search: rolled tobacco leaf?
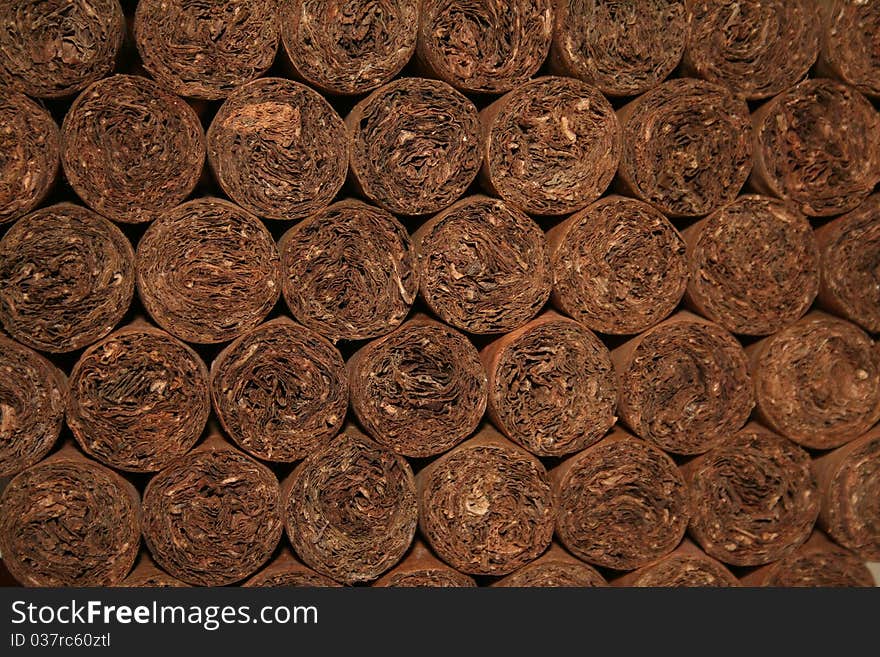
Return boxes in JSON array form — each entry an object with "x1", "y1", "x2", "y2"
[
  {"x1": 551, "y1": 428, "x2": 689, "y2": 570},
  {"x1": 549, "y1": 0, "x2": 687, "y2": 97},
  {"x1": 547, "y1": 195, "x2": 687, "y2": 335},
  {"x1": 750, "y1": 78, "x2": 880, "y2": 217},
  {"x1": 373, "y1": 540, "x2": 476, "y2": 588},
  {"x1": 136, "y1": 197, "x2": 281, "y2": 344},
  {"x1": 0, "y1": 444, "x2": 140, "y2": 587},
  {"x1": 134, "y1": 0, "x2": 279, "y2": 100},
  {"x1": 418, "y1": 426, "x2": 554, "y2": 576},
  {"x1": 682, "y1": 423, "x2": 819, "y2": 567},
  {"x1": 66, "y1": 321, "x2": 210, "y2": 473},
  {"x1": 347, "y1": 315, "x2": 487, "y2": 458},
  {"x1": 243, "y1": 549, "x2": 340, "y2": 588},
  {"x1": 683, "y1": 194, "x2": 819, "y2": 336},
  {"x1": 0, "y1": 0, "x2": 124, "y2": 99},
  {"x1": 817, "y1": 0, "x2": 880, "y2": 99},
  {"x1": 493, "y1": 543, "x2": 606, "y2": 588},
  {"x1": 0, "y1": 203, "x2": 135, "y2": 353},
  {"x1": 346, "y1": 77, "x2": 481, "y2": 216},
  {"x1": 61, "y1": 74, "x2": 205, "y2": 225},
  {"x1": 0, "y1": 90, "x2": 59, "y2": 225},
  {"x1": 612, "y1": 312, "x2": 753, "y2": 456},
  {"x1": 142, "y1": 434, "x2": 283, "y2": 586},
  {"x1": 207, "y1": 78, "x2": 347, "y2": 222},
  {"x1": 413, "y1": 195, "x2": 551, "y2": 335},
  {"x1": 416, "y1": 0, "x2": 552, "y2": 94},
  {"x1": 480, "y1": 311, "x2": 616, "y2": 457},
  {"x1": 814, "y1": 194, "x2": 880, "y2": 334},
  {"x1": 120, "y1": 553, "x2": 189, "y2": 588},
  {"x1": 749, "y1": 312, "x2": 880, "y2": 451},
  {"x1": 0, "y1": 333, "x2": 66, "y2": 479},
  {"x1": 617, "y1": 78, "x2": 752, "y2": 218},
  {"x1": 282, "y1": 428, "x2": 418, "y2": 584},
  {"x1": 210, "y1": 317, "x2": 348, "y2": 463},
  {"x1": 480, "y1": 76, "x2": 620, "y2": 217},
  {"x1": 279, "y1": 199, "x2": 418, "y2": 343},
  {"x1": 613, "y1": 540, "x2": 739, "y2": 587},
  {"x1": 280, "y1": 0, "x2": 418, "y2": 95}
]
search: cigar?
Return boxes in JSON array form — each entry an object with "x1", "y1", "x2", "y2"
[
  {"x1": 347, "y1": 315, "x2": 487, "y2": 458},
  {"x1": 493, "y1": 543, "x2": 606, "y2": 588},
  {"x1": 243, "y1": 549, "x2": 341, "y2": 588},
  {"x1": 613, "y1": 540, "x2": 739, "y2": 588},
  {"x1": 480, "y1": 311, "x2": 617, "y2": 457},
  {"x1": 551, "y1": 428, "x2": 690, "y2": 571},
  {"x1": 346, "y1": 77, "x2": 482, "y2": 216},
  {"x1": 120, "y1": 553, "x2": 189, "y2": 588},
  {"x1": 207, "y1": 77, "x2": 348, "y2": 222},
  {"x1": 417, "y1": 426, "x2": 555, "y2": 576},
  {"x1": 413, "y1": 195, "x2": 551, "y2": 335},
  {"x1": 682, "y1": 423, "x2": 820, "y2": 567},
  {"x1": 278, "y1": 199, "x2": 418, "y2": 343},
  {"x1": 0, "y1": 444, "x2": 140, "y2": 586},
  {"x1": 280, "y1": 0, "x2": 418, "y2": 95},
  {"x1": 812, "y1": 426, "x2": 880, "y2": 561},
  {"x1": 749, "y1": 312, "x2": 880, "y2": 450},
  {"x1": 0, "y1": 203, "x2": 135, "y2": 353},
  {"x1": 816, "y1": 0, "x2": 880, "y2": 99},
  {"x1": 617, "y1": 78, "x2": 752, "y2": 219},
  {"x1": 683, "y1": 194, "x2": 819, "y2": 336},
  {"x1": 547, "y1": 195, "x2": 687, "y2": 335},
  {"x1": 549, "y1": 0, "x2": 688, "y2": 97},
  {"x1": 416, "y1": 0, "x2": 552, "y2": 94},
  {"x1": 0, "y1": 90, "x2": 59, "y2": 225},
  {"x1": 210, "y1": 317, "x2": 348, "y2": 463},
  {"x1": 66, "y1": 321, "x2": 210, "y2": 473},
  {"x1": 134, "y1": 0, "x2": 280, "y2": 100},
  {"x1": 142, "y1": 434, "x2": 283, "y2": 586},
  {"x1": 682, "y1": 0, "x2": 819, "y2": 100},
  {"x1": 60, "y1": 74, "x2": 205, "y2": 225},
  {"x1": 373, "y1": 540, "x2": 476, "y2": 588},
  {"x1": 749, "y1": 78, "x2": 880, "y2": 217},
  {"x1": 612, "y1": 312, "x2": 754, "y2": 456},
  {"x1": 136, "y1": 197, "x2": 281, "y2": 344},
  {"x1": 479, "y1": 76, "x2": 620, "y2": 217},
  {"x1": 282, "y1": 427, "x2": 418, "y2": 585},
  {"x1": 814, "y1": 194, "x2": 880, "y2": 334},
  {"x1": 0, "y1": 0, "x2": 124, "y2": 98}
]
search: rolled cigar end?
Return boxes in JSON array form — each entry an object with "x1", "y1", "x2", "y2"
[
  {"x1": 480, "y1": 77, "x2": 620, "y2": 216},
  {"x1": 134, "y1": 0, "x2": 279, "y2": 100},
  {"x1": 66, "y1": 323, "x2": 210, "y2": 473},
  {"x1": 750, "y1": 313, "x2": 880, "y2": 450},
  {"x1": 417, "y1": 427, "x2": 555, "y2": 576},
  {"x1": 0, "y1": 203, "x2": 135, "y2": 353},
  {"x1": 373, "y1": 541, "x2": 477, "y2": 588},
  {"x1": 347, "y1": 78, "x2": 481, "y2": 216},
  {"x1": 417, "y1": 0, "x2": 552, "y2": 94},
  {"x1": 613, "y1": 313, "x2": 753, "y2": 455},
  {"x1": 414, "y1": 196, "x2": 551, "y2": 335},
  {"x1": 207, "y1": 78, "x2": 347, "y2": 222},
  {"x1": 548, "y1": 195, "x2": 687, "y2": 335},
  {"x1": 0, "y1": 334, "x2": 66, "y2": 479},
  {"x1": 614, "y1": 540, "x2": 739, "y2": 587},
  {"x1": 617, "y1": 78, "x2": 752, "y2": 218},
  {"x1": 142, "y1": 436, "x2": 283, "y2": 586},
  {"x1": 61, "y1": 75, "x2": 205, "y2": 225},
  {"x1": 0, "y1": 91, "x2": 59, "y2": 225},
  {"x1": 136, "y1": 198, "x2": 281, "y2": 344},
  {"x1": 550, "y1": 0, "x2": 687, "y2": 97},
  {"x1": 243, "y1": 549, "x2": 341, "y2": 588},
  {"x1": 0, "y1": 0, "x2": 124, "y2": 98},
  {"x1": 683, "y1": 195, "x2": 819, "y2": 336},
  {"x1": 281, "y1": 0, "x2": 418, "y2": 95},
  {"x1": 817, "y1": 1, "x2": 880, "y2": 99},
  {"x1": 683, "y1": 0, "x2": 819, "y2": 100},
  {"x1": 348, "y1": 316, "x2": 487, "y2": 458},
  {"x1": 683, "y1": 424, "x2": 819, "y2": 567},
  {"x1": 283, "y1": 428, "x2": 418, "y2": 584},
  {"x1": 813, "y1": 427, "x2": 880, "y2": 561},
  {"x1": 211, "y1": 318, "x2": 348, "y2": 463},
  {"x1": 815, "y1": 194, "x2": 880, "y2": 333},
  {"x1": 279, "y1": 200, "x2": 417, "y2": 342},
  {"x1": 493, "y1": 544, "x2": 606, "y2": 588},
  {"x1": 0, "y1": 445, "x2": 140, "y2": 586},
  {"x1": 750, "y1": 78, "x2": 880, "y2": 217},
  {"x1": 481, "y1": 311, "x2": 616, "y2": 457},
  {"x1": 121, "y1": 553, "x2": 189, "y2": 588}
]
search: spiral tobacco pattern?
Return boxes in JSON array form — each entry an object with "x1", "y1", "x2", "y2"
[
  {"x1": 493, "y1": 544, "x2": 606, "y2": 588},
  {"x1": 373, "y1": 541, "x2": 476, "y2": 588},
  {"x1": 817, "y1": 0, "x2": 880, "y2": 99}
]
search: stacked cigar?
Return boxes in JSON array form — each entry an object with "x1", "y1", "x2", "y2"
[{"x1": 1, "y1": 0, "x2": 879, "y2": 588}]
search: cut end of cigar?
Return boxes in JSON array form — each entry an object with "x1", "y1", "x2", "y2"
[
  {"x1": 120, "y1": 553, "x2": 189, "y2": 588},
  {"x1": 243, "y1": 550, "x2": 341, "y2": 588},
  {"x1": 494, "y1": 544, "x2": 607, "y2": 587},
  {"x1": 818, "y1": 1, "x2": 880, "y2": 99}
]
